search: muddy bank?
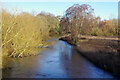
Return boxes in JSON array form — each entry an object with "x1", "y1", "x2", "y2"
[{"x1": 59, "y1": 35, "x2": 120, "y2": 77}]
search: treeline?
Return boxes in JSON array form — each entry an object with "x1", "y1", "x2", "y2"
[
  {"x1": 37, "y1": 12, "x2": 60, "y2": 35},
  {"x1": 59, "y1": 4, "x2": 119, "y2": 42},
  {"x1": 2, "y1": 4, "x2": 119, "y2": 57},
  {"x1": 2, "y1": 10, "x2": 59, "y2": 57}
]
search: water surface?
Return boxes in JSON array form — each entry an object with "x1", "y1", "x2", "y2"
[{"x1": 2, "y1": 39, "x2": 114, "y2": 78}]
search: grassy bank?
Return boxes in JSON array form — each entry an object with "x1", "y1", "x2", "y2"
[{"x1": 59, "y1": 35, "x2": 120, "y2": 77}]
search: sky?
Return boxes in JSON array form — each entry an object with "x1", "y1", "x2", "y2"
[
  {"x1": 1, "y1": 2, "x2": 118, "y2": 20},
  {"x1": 0, "y1": 0, "x2": 119, "y2": 2}
]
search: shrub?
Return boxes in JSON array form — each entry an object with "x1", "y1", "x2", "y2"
[{"x1": 2, "y1": 10, "x2": 51, "y2": 57}]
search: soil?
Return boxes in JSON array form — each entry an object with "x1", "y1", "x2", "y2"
[{"x1": 59, "y1": 35, "x2": 120, "y2": 77}]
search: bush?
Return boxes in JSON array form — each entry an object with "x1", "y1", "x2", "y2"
[
  {"x1": 2, "y1": 10, "x2": 51, "y2": 57},
  {"x1": 91, "y1": 27, "x2": 103, "y2": 36}
]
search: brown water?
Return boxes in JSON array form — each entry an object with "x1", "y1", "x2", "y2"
[{"x1": 2, "y1": 39, "x2": 114, "y2": 78}]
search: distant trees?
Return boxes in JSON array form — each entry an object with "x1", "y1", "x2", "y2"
[
  {"x1": 37, "y1": 12, "x2": 60, "y2": 35},
  {"x1": 91, "y1": 19, "x2": 118, "y2": 36},
  {"x1": 2, "y1": 10, "x2": 59, "y2": 57},
  {"x1": 59, "y1": 4, "x2": 118, "y2": 42},
  {"x1": 60, "y1": 4, "x2": 95, "y2": 42}
]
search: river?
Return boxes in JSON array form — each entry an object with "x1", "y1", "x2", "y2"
[{"x1": 2, "y1": 39, "x2": 114, "y2": 78}]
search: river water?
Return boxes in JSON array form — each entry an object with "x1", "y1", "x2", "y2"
[{"x1": 2, "y1": 39, "x2": 114, "y2": 78}]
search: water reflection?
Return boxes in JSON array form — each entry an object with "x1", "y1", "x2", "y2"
[
  {"x1": 57, "y1": 41, "x2": 113, "y2": 78},
  {"x1": 2, "y1": 39, "x2": 114, "y2": 78}
]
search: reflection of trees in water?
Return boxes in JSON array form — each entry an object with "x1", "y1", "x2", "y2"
[
  {"x1": 2, "y1": 40, "x2": 58, "y2": 78},
  {"x1": 2, "y1": 55, "x2": 42, "y2": 78},
  {"x1": 58, "y1": 41, "x2": 80, "y2": 77},
  {"x1": 59, "y1": 41, "x2": 72, "y2": 61},
  {"x1": 47, "y1": 40, "x2": 58, "y2": 47},
  {"x1": 58, "y1": 41, "x2": 94, "y2": 78},
  {"x1": 2, "y1": 56, "x2": 19, "y2": 78}
]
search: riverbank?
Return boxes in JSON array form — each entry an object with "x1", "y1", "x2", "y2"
[
  {"x1": 2, "y1": 39, "x2": 114, "y2": 78},
  {"x1": 59, "y1": 35, "x2": 120, "y2": 77}
]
